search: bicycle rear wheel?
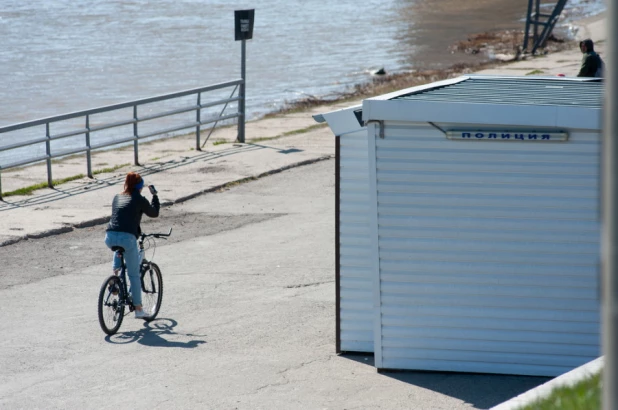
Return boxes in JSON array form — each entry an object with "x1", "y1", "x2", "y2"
[
  {"x1": 98, "y1": 275, "x2": 125, "y2": 335},
  {"x1": 140, "y1": 262, "x2": 163, "y2": 322}
]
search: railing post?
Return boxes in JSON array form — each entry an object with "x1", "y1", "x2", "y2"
[
  {"x1": 523, "y1": 0, "x2": 533, "y2": 51},
  {"x1": 533, "y1": 0, "x2": 540, "y2": 50},
  {"x1": 133, "y1": 105, "x2": 139, "y2": 165},
  {"x1": 46, "y1": 123, "x2": 53, "y2": 188},
  {"x1": 0, "y1": 167, "x2": 3, "y2": 201},
  {"x1": 196, "y1": 93, "x2": 201, "y2": 151},
  {"x1": 85, "y1": 114, "x2": 92, "y2": 178},
  {"x1": 238, "y1": 39, "x2": 246, "y2": 143}
]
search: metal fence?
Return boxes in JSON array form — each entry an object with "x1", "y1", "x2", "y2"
[{"x1": 0, "y1": 79, "x2": 243, "y2": 200}]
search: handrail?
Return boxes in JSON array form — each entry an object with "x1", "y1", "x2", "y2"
[
  {"x1": 0, "y1": 80, "x2": 243, "y2": 134},
  {"x1": 0, "y1": 78, "x2": 244, "y2": 200}
]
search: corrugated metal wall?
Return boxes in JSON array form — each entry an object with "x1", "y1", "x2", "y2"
[
  {"x1": 339, "y1": 130, "x2": 373, "y2": 352},
  {"x1": 372, "y1": 122, "x2": 601, "y2": 376}
]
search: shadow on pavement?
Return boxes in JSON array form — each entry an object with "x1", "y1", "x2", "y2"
[
  {"x1": 0, "y1": 143, "x2": 264, "y2": 210},
  {"x1": 105, "y1": 317, "x2": 207, "y2": 348},
  {"x1": 341, "y1": 353, "x2": 551, "y2": 410}
]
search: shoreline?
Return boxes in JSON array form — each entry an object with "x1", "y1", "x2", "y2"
[{"x1": 269, "y1": 10, "x2": 605, "y2": 117}]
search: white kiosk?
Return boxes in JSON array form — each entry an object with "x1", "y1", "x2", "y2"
[{"x1": 317, "y1": 75, "x2": 603, "y2": 376}]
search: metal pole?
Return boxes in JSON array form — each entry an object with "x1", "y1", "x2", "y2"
[
  {"x1": 533, "y1": 0, "x2": 540, "y2": 49},
  {"x1": 238, "y1": 39, "x2": 246, "y2": 143},
  {"x1": 201, "y1": 85, "x2": 239, "y2": 149},
  {"x1": 523, "y1": 0, "x2": 533, "y2": 51},
  {"x1": 46, "y1": 123, "x2": 53, "y2": 188},
  {"x1": 196, "y1": 93, "x2": 201, "y2": 151},
  {"x1": 604, "y1": 3, "x2": 618, "y2": 410},
  {"x1": 133, "y1": 105, "x2": 139, "y2": 165},
  {"x1": 85, "y1": 114, "x2": 92, "y2": 178}
]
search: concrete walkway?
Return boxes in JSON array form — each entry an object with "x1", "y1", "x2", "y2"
[{"x1": 0, "y1": 101, "x2": 354, "y2": 246}]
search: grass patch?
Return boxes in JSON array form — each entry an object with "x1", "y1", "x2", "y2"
[
  {"x1": 212, "y1": 140, "x2": 229, "y2": 146},
  {"x1": 247, "y1": 123, "x2": 328, "y2": 144},
  {"x1": 3, "y1": 163, "x2": 129, "y2": 197},
  {"x1": 519, "y1": 372, "x2": 601, "y2": 410},
  {"x1": 282, "y1": 123, "x2": 327, "y2": 136},
  {"x1": 150, "y1": 157, "x2": 161, "y2": 161},
  {"x1": 526, "y1": 69, "x2": 545, "y2": 75},
  {"x1": 93, "y1": 163, "x2": 130, "y2": 175},
  {"x1": 3, "y1": 174, "x2": 85, "y2": 197}
]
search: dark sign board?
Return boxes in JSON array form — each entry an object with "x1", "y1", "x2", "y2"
[{"x1": 235, "y1": 9, "x2": 255, "y2": 41}]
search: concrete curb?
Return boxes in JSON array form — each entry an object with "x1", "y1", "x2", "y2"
[
  {"x1": 0, "y1": 155, "x2": 333, "y2": 248},
  {"x1": 490, "y1": 357, "x2": 603, "y2": 410},
  {"x1": 172, "y1": 155, "x2": 332, "y2": 204}
]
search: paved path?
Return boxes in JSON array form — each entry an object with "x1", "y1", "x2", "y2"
[
  {"x1": 0, "y1": 101, "x2": 349, "y2": 245},
  {"x1": 0, "y1": 161, "x2": 550, "y2": 410}
]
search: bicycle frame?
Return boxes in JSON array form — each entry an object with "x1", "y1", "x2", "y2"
[{"x1": 99, "y1": 228, "x2": 172, "y2": 335}]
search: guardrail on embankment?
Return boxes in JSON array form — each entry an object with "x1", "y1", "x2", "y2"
[{"x1": 0, "y1": 79, "x2": 243, "y2": 200}]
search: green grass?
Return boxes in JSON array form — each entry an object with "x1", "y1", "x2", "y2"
[
  {"x1": 526, "y1": 69, "x2": 545, "y2": 75},
  {"x1": 519, "y1": 373, "x2": 601, "y2": 410},
  {"x1": 3, "y1": 174, "x2": 85, "y2": 197},
  {"x1": 92, "y1": 163, "x2": 130, "y2": 175},
  {"x1": 212, "y1": 140, "x2": 229, "y2": 146},
  {"x1": 248, "y1": 123, "x2": 327, "y2": 144},
  {"x1": 3, "y1": 162, "x2": 130, "y2": 197}
]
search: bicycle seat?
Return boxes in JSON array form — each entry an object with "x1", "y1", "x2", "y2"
[{"x1": 111, "y1": 246, "x2": 125, "y2": 253}]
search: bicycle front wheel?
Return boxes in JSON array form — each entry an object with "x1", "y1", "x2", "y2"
[
  {"x1": 98, "y1": 275, "x2": 125, "y2": 335},
  {"x1": 140, "y1": 262, "x2": 163, "y2": 322}
]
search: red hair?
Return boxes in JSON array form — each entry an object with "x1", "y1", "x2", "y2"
[{"x1": 122, "y1": 172, "x2": 143, "y2": 194}]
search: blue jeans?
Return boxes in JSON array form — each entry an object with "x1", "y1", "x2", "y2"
[{"x1": 104, "y1": 231, "x2": 142, "y2": 306}]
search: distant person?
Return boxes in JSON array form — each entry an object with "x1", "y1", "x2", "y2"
[
  {"x1": 105, "y1": 171, "x2": 160, "y2": 318},
  {"x1": 577, "y1": 39, "x2": 603, "y2": 78}
]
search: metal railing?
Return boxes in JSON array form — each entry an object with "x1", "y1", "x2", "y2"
[{"x1": 0, "y1": 79, "x2": 244, "y2": 200}]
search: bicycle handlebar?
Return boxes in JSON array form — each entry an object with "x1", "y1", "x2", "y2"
[{"x1": 140, "y1": 228, "x2": 172, "y2": 240}]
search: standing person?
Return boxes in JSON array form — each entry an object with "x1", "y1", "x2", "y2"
[
  {"x1": 105, "y1": 172, "x2": 160, "y2": 318},
  {"x1": 577, "y1": 39, "x2": 604, "y2": 78}
]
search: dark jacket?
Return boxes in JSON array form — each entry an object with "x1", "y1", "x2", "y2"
[
  {"x1": 106, "y1": 191, "x2": 160, "y2": 238},
  {"x1": 577, "y1": 51, "x2": 602, "y2": 77}
]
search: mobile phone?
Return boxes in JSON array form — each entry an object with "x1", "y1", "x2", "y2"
[{"x1": 148, "y1": 185, "x2": 157, "y2": 195}]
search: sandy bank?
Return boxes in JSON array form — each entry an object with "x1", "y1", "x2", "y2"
[{"x1": 273, "y1": 12, "x2": 606, "y2": 116}]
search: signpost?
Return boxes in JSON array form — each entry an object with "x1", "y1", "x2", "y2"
[{"x1": 235, "y1": 9, "x2": 254, "y2": 143}]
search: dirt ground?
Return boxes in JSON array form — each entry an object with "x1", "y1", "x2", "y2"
[{"x1": 0, "y1": 205, "x2": 280, "y2": 290}]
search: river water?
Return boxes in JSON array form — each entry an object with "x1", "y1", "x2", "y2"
[{"x1": 0, "y1": 0, "x2": 605, "y2": 164}]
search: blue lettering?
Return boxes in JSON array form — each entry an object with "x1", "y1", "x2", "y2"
[
  {"x1": 462, "y1": 133, "x2": 471, "y2": 138},
  {"x1": 542, "y1": 134, "x2": 551, "y2": 140},
  {"x1": 475, "y1": 133, "x2": 484, "y2": 139},
  {"x1": 488, "y1": 133, "x2": 497, "y2": 139},
  {"x1": 501, "y1": 134, "x2": 510, "y2": 139},
  {"x1": 528, "y1": 134, "x2": 538, "y2": 140},
  {"x1": 515, "y1": 134, "x2": 525, "y2": 140}
]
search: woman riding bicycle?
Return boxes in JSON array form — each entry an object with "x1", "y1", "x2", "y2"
[{"x1": 105, "y1": 171, "x2": 160, "y2": 318}]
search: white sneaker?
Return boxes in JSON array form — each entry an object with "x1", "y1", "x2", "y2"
[{"x1": 134, "y1": 309, "x2": 150, "y2": 319}]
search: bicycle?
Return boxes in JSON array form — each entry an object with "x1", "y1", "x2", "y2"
[{"x1": 98, "y1": 228, "x2": 172, "y2": 335}]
